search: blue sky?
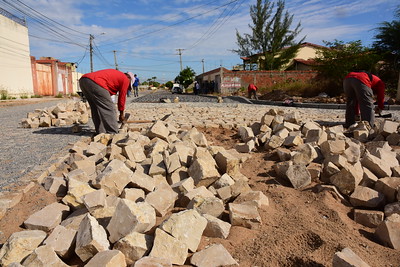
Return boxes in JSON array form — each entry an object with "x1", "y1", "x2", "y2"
[{"x1": 1, "y1": 0, "x2": 398, "y2": 83}]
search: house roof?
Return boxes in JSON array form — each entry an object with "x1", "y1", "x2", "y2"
[{"x1": 240, "y1": 42, "x2": 327, "y2": 61}]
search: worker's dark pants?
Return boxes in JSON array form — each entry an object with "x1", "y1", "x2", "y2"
[
  {"x1": 79, "y1": 77, "x2": 119, "y2": 134},
  {"x1": 248, "y1": 90, "x2": 258, "y2": 100},
  {"x1": 133, "y1": 86, "x2": 139, "y2": 97},
  {"x1": 344, "y1": 77, "x2": 375, "y2": 128}
]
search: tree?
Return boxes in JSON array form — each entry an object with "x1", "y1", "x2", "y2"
[
  {"x1": 373, "y1": 6, "x2": 400, "y2": 100},
  {"x1": 165, "y1": 81, "x2": 173, "y2": 89},
  {"x1": 313, "y1": 40, "x2": 381, "y2": 96},
  {"x1": 175, "y1": 67, "x2": 196, "y2": 89},
  {"x1": 233, "y1": 0, "x2": 305, "y2": 70}
]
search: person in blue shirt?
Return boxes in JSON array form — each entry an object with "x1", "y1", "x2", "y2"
[{"x1": 133, "y1": 74, "x2": 140, "y2": 97}]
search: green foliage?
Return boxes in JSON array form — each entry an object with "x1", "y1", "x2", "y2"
[
  {"x1": 20, "y1": 94, "x2": 29, "y2": 99},
  {"x1": 31, "y1": 94, "x2": 43, "y2": 98},
  {"x1": 55, "y1": 93, "x2": 64, "y2": 98},
  {"x1": 261, "y1": 79, "x2": 323, "y2": 97},
  {"x1": 233, "y1": 0, "x2": 304, "y2": 70},
  {"x1": 313, "y1": 40, "x2": 382, "y2": 96},
  {"x1": 1, "y1": 90, "x2": 8, "y2": 100},
  {"x1": 175, "y1": 67, "x2": 196, "y2": 89},
  {"x1": 165, "y1": 81, "x2": 173, "y2": 89}
]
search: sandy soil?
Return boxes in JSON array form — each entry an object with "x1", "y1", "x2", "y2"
[{"x1": 1, "y1": 108, "x2": 400, "y2": 266}]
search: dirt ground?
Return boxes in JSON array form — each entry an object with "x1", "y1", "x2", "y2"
[{"x1": 1, "y1": 101, "x2": 400, "y2": 266}]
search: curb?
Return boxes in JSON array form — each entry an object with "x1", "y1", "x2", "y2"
[{"x1": 225, "y1": 96, "x2": 400, "y2": 111}]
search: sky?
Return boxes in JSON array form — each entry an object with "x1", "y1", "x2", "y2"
[{"x1": 1, "y1": 0, "x2": 399, "y2": 83}]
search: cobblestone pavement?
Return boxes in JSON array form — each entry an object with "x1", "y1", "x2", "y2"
[
  {"x1": 1, "y1": 90, "x2": 399, "y2": 191},
  {"x1": 0, "y1": 98, "x2": 93, "y2": 191}
]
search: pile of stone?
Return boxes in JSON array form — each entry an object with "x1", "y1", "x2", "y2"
[
  {"x1": 236, "y1": 108, "x2": 400, "y2": 252},
  {"x1": 20, "y1": 100, "x2": 90, "y2": 128},
  {"x1": 2, "y1": 107, "x2": 399, "y2": 266},
  {"x1": 1, "y1": 119, "x2": 260, "y2": 266}
]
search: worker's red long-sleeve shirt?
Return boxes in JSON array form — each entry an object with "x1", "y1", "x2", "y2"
[
  {"x1": 82, "y1": 69, "x2": 130, "y2": 111},
  {"x1": 345, "y1": 72, "x2": 385, "y2": 110}
]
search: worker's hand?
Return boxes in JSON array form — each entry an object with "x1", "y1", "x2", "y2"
[
  {"x1": 118, "y1": 112, "x2": 126, "y2": 123},
  {"x1": 374, "y1": 107, "x2": 382, "y2": 115}
]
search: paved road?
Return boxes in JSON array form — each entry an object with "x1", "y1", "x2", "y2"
[{"x1": 0, "y1": 98, "x2": 93, "y2": 191}]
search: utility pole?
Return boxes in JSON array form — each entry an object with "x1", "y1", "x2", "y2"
[
  {"x1": 89, "y1": 34, "x2": 94, "y2": 72},
  {"x1": 113, "y1": 50, "x2": 119, "y2": 70},
  {"x1": 176, "y1": 48, "x2": 185, "y2": 71},
  {"x1": 201, "y1": 59, "x2": 205, "y2": 73}
]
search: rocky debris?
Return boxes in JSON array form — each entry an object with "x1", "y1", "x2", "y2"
[
  {"x1": 20, "y1": 100, "x2": 90, "y2": 129},
  {"x1": 2, "y1": 105, "x2": 400, "y2": 266}
]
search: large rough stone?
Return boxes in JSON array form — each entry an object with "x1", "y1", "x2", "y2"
[
  {"x1": 145, "y1": 184, "x2": 178, "y2": 217},
  {"x1": 374, "y1": 177, "x2": 400, "y2": 203},
  {"x1": 130, "y1": 170, "x2": 156, "y2": 193},
  {"x1": 190, "y1": 244, "x2": 238, "y2": 267},
  {"x1": 84, "y1": 249, "x2": 126, "y2": 267},
  {"x1": 330, "y1": 164, "x2": 363, "y2": 195},
  {"x1": 75, "y1": 214, "x2": 110, "y2": 262},
  {"x1": 332, "y1": 247, "x2": 371, "y2": 267},
  {"x1": 0, "y1": 230, "x2": 47, "y2": 266},
  {"x1": 353, "y1": 209, "x2": 384, "y2": 228},
  {"x1": 349, "y1": 186, "x2": 385, "y2": 208},
  {"x1": 228, "y1": 203, "x2": 261, "y2": 229},
  {"x1": 375, "y1": 214, "x2": 400, "y2": 250},
  {"x1": 292, "y1": 143, "x2": 318, "y2": 165},
  {"x1": 107, "y1": 199, "x2": 156, "y2": 243},
  {"x1": 202, "y1": 214, "x2": 231, "y2": 239},
  {"x1": 284, "y1": 164, "x2": 311, "y2": 189},
  {"x1": 187, "y1": 196, "x2": 225, "y2": 218},
  {"x1": 215, "y1": 150, "x2": 240, "y2": 176},
  {"x1": 233, "y1": 190, "x2": 269, "y2": 210},
  {"x1": 44, "y1": 225, "x2": 77, "y2": 259},
  {"x1": 114, "y1": 232, "x2": 154, "y2": 265},
  {"x1": 21, "y1": 245, "x2": 69, "y2": 267},
  {"x1": 94, "y1": 159, "x2": 133, "y2": 196},
  {"x1": 188, "y1": 158, "x2": 220, "y2": 187},
  {"x1": 361, "y1": 152, "x2": 392, "y2": 178},
  {"x1": 160, "y1": 209, "x2": 207, "y2": 252},
  {"x1": 123, "y1": 142, "x2": 147, "y2": 162},
  {"x1": 24, "y1": 202, "x2": 69, "y2": 231},
  {"x1": 149, "y1": 228, "x2": 188, "y2": 265},
  {"x1": 147, "y1": 120, "x2": 170, "y2": 140},
  {"x1": 134, "y1": 256, "x2": 172, "y2": 267}
]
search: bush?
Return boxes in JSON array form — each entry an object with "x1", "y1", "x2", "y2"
[
  {"x1": 55, "y1": 93, "x2": 64, "y2": 98},
  {"x1": 20, "y1": 94, "x2": 29, "y2": 99},
  {"x1": 259, "y1": 80, "x2": 326, "y2": 98},
  {"x1": 1, "y1": 90, "x2": 8, "y2": 100},
  {"x1": 31, "y1": 94, "x2": 43, "y2": 98}
]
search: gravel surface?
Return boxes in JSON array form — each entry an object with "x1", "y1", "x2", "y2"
[
  {"x1": 1, "y1": 90, "x2": 399, "y2": 192},
  {"x1": 0, "y1": 98, "x2": 93, "y2": 191}
]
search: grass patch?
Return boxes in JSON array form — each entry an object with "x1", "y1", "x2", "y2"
[
  {"x1": 55, "y1": 93, "x2": 64, "y2": 98},
  {"x1": 31, "y1": 94, "x2": 43, "y2": 98}
]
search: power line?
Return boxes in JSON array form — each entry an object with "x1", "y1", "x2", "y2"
[{"x1": 100, "y1": 0, "x2": 241, "y2": 47}]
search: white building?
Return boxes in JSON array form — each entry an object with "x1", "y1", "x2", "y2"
[{"x1": 0, "y1": 8, "x2": 34, "y2": 97}]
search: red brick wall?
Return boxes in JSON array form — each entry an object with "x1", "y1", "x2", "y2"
[{"x1": 222, "y1": 70, "x2": 317, "y2": 93}]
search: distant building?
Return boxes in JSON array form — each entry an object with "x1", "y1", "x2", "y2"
[
  {"x1": 0, "y1": 9, "x2": 81, "y2": 98},
  {"x1": 0, "y1": 8, "x2": 34, "y2": 97},
  {"x1": 240, "y1": 42, "x2": 325, "y2": 71}
]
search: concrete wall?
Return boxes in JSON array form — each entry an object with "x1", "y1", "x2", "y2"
[{"x1": 0, "y1": 13, "x2": 34, "y2": 97}]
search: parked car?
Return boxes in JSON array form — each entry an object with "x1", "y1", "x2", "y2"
[{"x1": 171, "y1": 83, "x2": 183, "y2": 94}]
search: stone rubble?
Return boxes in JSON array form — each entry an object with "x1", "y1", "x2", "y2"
[
  {"x1": 20, "y1": 100, "x2": 90, "y2": 129},
  {"x1": 2, "y1": 103, "x2": 400, "y2": 266}
]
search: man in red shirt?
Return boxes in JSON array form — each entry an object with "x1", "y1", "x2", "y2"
[
  {"x1": 79, "y1": 69, "x2": 134, "y2": 134},
  {"x1": 343, "y1": 71, "x2": 385, "y2": 128},
  {"x1": 248, "y1": 83, "x2": 258, "y2": 100}
]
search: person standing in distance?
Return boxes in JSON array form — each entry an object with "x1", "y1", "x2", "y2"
[
  {"x1": 343, "y1": 71, "x2": 385, "y2": 128},
  {"x1": 133, "y1": 74, "x2": 140, "y2": 97},
  {"x1": 79, "y1": 69, "x2": 134, "y2": 134}
]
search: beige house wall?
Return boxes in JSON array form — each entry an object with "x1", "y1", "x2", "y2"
[{"x1": 0, "y1": 14, "x2": 34, "y2": 97}]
